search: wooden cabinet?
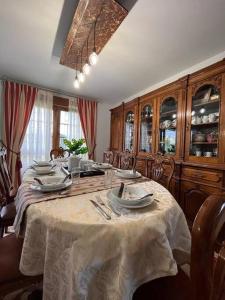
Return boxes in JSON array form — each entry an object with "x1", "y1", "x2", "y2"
[
  {"x1": 110, "y1": 104, "x2": 124, "y2": 152},
  {"x1": 109, "y1": 59, "x2": 225, "y2": 227},
  {"x1": 185, "y1": 65, "x2": 225, "y2": 164},
  {"x1": 123, "y1": 99, "x2": 139, "y2": 153}
]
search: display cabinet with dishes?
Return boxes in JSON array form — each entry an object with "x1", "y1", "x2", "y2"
[
  {"x1": 159, "y1": 97, "x2": 177, "y2": 155},
  {"x1": 123, "y1": 99, "x2": 138, "y2": 153},
  {"x1": 138, "y1": 96, "x2": 156, "y2": 155},
  {"x1": 185, "y1": 74, "x2": 225, "y2": 163}
]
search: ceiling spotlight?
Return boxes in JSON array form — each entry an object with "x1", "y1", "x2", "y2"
[
  {"x1": 83, "y1": 63, "x2": 91, "y2": 75},
  {"x1": 73, "y1": 75, "x2": 80, "y2": 89},
  {"x1": 78, "y1": 71, "x2": 85, "y2": 83}
]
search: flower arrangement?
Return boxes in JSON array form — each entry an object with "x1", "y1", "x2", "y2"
[{"x1": 63, "y1": 138, "x2": 88, "y2": 156}]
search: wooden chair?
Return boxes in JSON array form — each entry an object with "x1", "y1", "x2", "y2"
[
  {"x1": 50, "y1": 147, "x2": 70, "y2": 161},
  {"x1": 0, "y1": 234, "x2": 42, "y2": 298},
  {"x1": 119, "y1": 151, "x2": 135, "y2": 170},
  {"x1": 103, "y1": 151, "x2": 114, "y2": 164},
  {"x1": 133, "y1": 193, "x2": 225, "y2": 300},
  {"x1": 112, "y1": 151, "x2": 120, "y2": 168},
  {"x1": 147, "y1": 153, "x2": 175, "y2": 190},
  {"x1": 0, "y1": 148, "x2": 16, "y2": 238},
  {"x1": 211, "y1": 244, "x2": 225, "y2": 300}
]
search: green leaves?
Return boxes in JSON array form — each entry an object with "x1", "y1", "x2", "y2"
[{"x1": 63, "y1": 138, "x2": 88, "y2": 155}]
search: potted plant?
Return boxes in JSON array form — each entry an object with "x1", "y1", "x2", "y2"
[{"x1": 63, "y1": 138, "x2": 88, "y2": 171}]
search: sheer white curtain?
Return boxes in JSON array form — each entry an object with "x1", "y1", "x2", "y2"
[
  {"x1": 67, "y1": 98, "x2": 84, "y2": 140},
  {"x1": 21, "y1": 90, "x2": 53, "y2": 171}
]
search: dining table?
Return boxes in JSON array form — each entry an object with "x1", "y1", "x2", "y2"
[{"x1": 14, "y1": 166, "x2": 191, "y2": 300}]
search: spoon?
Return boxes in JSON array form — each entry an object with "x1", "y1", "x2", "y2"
[
  {"x1": 34, "y1": 177, "x2": 44, "y2": 185},
  {"x1": 61, "y1": 174, "x2": 71, "y2": 183}
]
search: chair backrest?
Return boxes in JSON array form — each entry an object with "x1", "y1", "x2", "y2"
[
  {"x1": 0, "y1": 148, "x2": 13, "y2": 205},
  {"x1": 210, "y1": 244, "x2": 225, "y2": 300},
  {"x1": 50, "y1": 147, "x2": 70, "y2": 161},
  {"x1": 119, "y1": 151, "x2": 134, "y2": 170},
  {"x1": 147, "y1": 153, "x2": 175, "y2": 189},
  {"x1": 112, "y1": 151, "x2": 120, "y2": 168},
  {"x1": 103, "y1": 151, "x2": 114, "y2": 164},
  {"x1": 191, "y1": 193, "x2": 225, "y2": 300}
]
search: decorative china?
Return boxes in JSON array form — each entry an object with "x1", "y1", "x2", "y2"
[
  {"x1": 202, "y1": 115, "x2": 209, "y2": 124},
  {"x1": 30, "y1": 176, "x2": 72, "y2": 192},
  {"x1": 192, "y1": 133, "x2": 206, "y2": 142},
  {"x1": 33, "y1": 160, "x2": 52, "y2": 167},
  {"x1": 32, "y1": 166, "x2": 55, "y2": 175},
  {"x1": 107, "y1": 186, "x2": 154, "y2": 208},
  {"x1": 204, "y1": 152, "x2": 212, "y2": 157},
  {"x1": 195, "y1": 151, "x2": 202, "y2": 157}
]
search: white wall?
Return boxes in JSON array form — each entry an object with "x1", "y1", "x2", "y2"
[
  {"x1": 114, "y1": 50, "x2": 225, "y2": 106},
  {"x1": 95, "y1": 102, "x2": 111, "y2": 162}
]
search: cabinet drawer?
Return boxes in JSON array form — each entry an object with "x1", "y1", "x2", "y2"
[{"x1": 182, "y1": 167, "x2": 222, "y2": 184}]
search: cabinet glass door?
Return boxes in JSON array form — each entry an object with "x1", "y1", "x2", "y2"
[
  {"x1": 159, "y1": 97, "x2": 177, "y2": 155},
  {"x1": 125, "y1": 111, "x2": 134, "y2": 151},
  {"x1": 139, "y1": 105, "x2": 153, "y2": 152},
  {"x1": 189, "y1": 84, "x2": 220, "y2": 158}
]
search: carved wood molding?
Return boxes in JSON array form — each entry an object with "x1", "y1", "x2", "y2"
[{"x1": 60, "y1": 0, "x2": 128, "y2": 71}]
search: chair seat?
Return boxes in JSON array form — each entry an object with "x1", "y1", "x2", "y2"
[{"x1": 0, "y1": 234, "x2": 24, "y2": 283}]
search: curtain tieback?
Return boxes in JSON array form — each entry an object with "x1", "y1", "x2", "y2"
[{"x1": 0, "y1": 140, "x2": 22, "y2": 168}]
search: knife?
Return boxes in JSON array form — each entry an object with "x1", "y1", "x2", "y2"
[{"x1": 89, "y1": 200, "x2": 111, "y2": 220}]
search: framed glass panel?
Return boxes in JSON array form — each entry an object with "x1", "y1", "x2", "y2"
[
  {"x1": 139, "y1": 105, "x2": 153, "y2": 152},
  {"x1": 159, "y1": 97, "x2": 177, "y2": 155},
  {"x1": 189, "y1": 84, "x2": 220, "y2": 158},
  {"x1": 125, "y1": 111, "x2": 134, "y2": 151}
]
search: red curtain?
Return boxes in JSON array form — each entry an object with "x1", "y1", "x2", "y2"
[
  {"x1": 77, "y1": 98, "x2": 97, "y2": 160},
  {"x1": 3, "y1": 81, "x2": 38, "y2": 191}
]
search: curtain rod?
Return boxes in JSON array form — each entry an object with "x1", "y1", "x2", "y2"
[{"x1": 0, "y1": 76, "x2": 97, "y2": 102}]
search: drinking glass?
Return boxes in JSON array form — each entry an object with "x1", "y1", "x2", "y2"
[
  {"x1": 71, "y1": 167, "x2": 81, "y2": 184},
  {"x1": 104, "y1": 169, "x2": 114, "y2": 188}
]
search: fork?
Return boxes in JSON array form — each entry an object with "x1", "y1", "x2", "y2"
[{"x1": 96, "y1": 195, "x2": 121, "y2": 217}]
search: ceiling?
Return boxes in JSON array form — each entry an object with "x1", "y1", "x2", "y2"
[{"x1": 0, "y1": 0, "x2": 225, "y2": 104}]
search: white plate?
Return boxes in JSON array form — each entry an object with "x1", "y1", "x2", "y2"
[
  {"x1": 108, "y1": 186, "x2": 154, "y2": 207},
  {"x1": 30, "y1": 177, "x2": 72, "y2": 192},
  {"x1": 115, "y1": 170, "x2": 141, "y2": 179},
  {"x1": 32, "y1": 167, "x2": 55, "y2": 175},
  {"x1": 33, "y1": 161, "x2": 52, "y2": 167},
  {"x1": 108, "y1": 196, "x2": 153, "y2": 209},
  {"x1": 92, "y1": 163, "x2": 112, "y2": 169}
]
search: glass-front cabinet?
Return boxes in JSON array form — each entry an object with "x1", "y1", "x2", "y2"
[
  {"x1": 124, "y1": 111, "x2": 135, "y2": 151},
  {"x1": 139, "y1": 105, "x2": 153, "y2": 152},
  {"x1": 189, "y1": 85, "x2": 220, "y2": 159},
  {"x1": 185, "y1": 74, "x2": 225, "y2": 163},
  {"x1": 159, "y1": 97, "x2": 177, "y2": 155}
]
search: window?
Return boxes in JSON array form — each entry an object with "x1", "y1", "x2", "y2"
[{"x1": 21, "y1": 93, "x2": 85, "y2": 171}]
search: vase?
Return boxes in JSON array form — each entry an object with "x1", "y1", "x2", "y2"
[{"x1": 68, "y1": 155, "x2": 81, "y2": 171}]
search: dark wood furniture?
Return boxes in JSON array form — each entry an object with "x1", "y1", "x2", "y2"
[
  {"x1": 0, "y1": 234, "x2": 42, "y2": 297},
  {"x1": 119, "y1": 151, "x2": 134, "y2": 170},
  {"x1": 147, "y1": 154, "x2": 175, "y2": 190},
  {"x1": 0, "y1": 149, "x2": 16, "y2": 238},
  {"x1": 109, "y1": 59, "x2": 225, "y2": 227},
  {"x1": 103, "y1": 150, "x2": 114, "y2": 164},
  {"x1": 133, "y1": 193, "x2": 225, "y2": 300},
  {"x1": 50, "y1": 147, "x2": 70, "y2": 161}
]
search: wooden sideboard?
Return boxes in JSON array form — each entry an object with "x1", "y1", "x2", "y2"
[{"x1": 109, "y1": 59, "x2": 225, "y2": 227}]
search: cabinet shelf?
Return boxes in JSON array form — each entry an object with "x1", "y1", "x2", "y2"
[
  {"x1": 160, "y1": 110, "x2": 177, "y2": 117},
  {"x1": 192, "y1": 99, "x2": 220, "y2": 108},
  {"x1": 192, "y1": 142, "x2": 218, "y2": 145},
  {"x1": 191, "y1": 121, "x2": 219, "y2": 127}
]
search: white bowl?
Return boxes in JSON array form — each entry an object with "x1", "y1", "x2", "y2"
[
  {"x1": 33, "y1": 161, "x2": 52, "y2": 166},
  {"x1": 109, "y1": 186, "x2": 153, "y2": 206},
  {"x1": 30, "y1": 177, "x2": 72, "y2": 192},
  {"x1": 115, "y1": 170, "x2": 141, "y2": 179}
]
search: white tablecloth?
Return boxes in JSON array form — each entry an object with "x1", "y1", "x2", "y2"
[{"x1": 19, "y1": 180, "x2": 191, "y2": 300}]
